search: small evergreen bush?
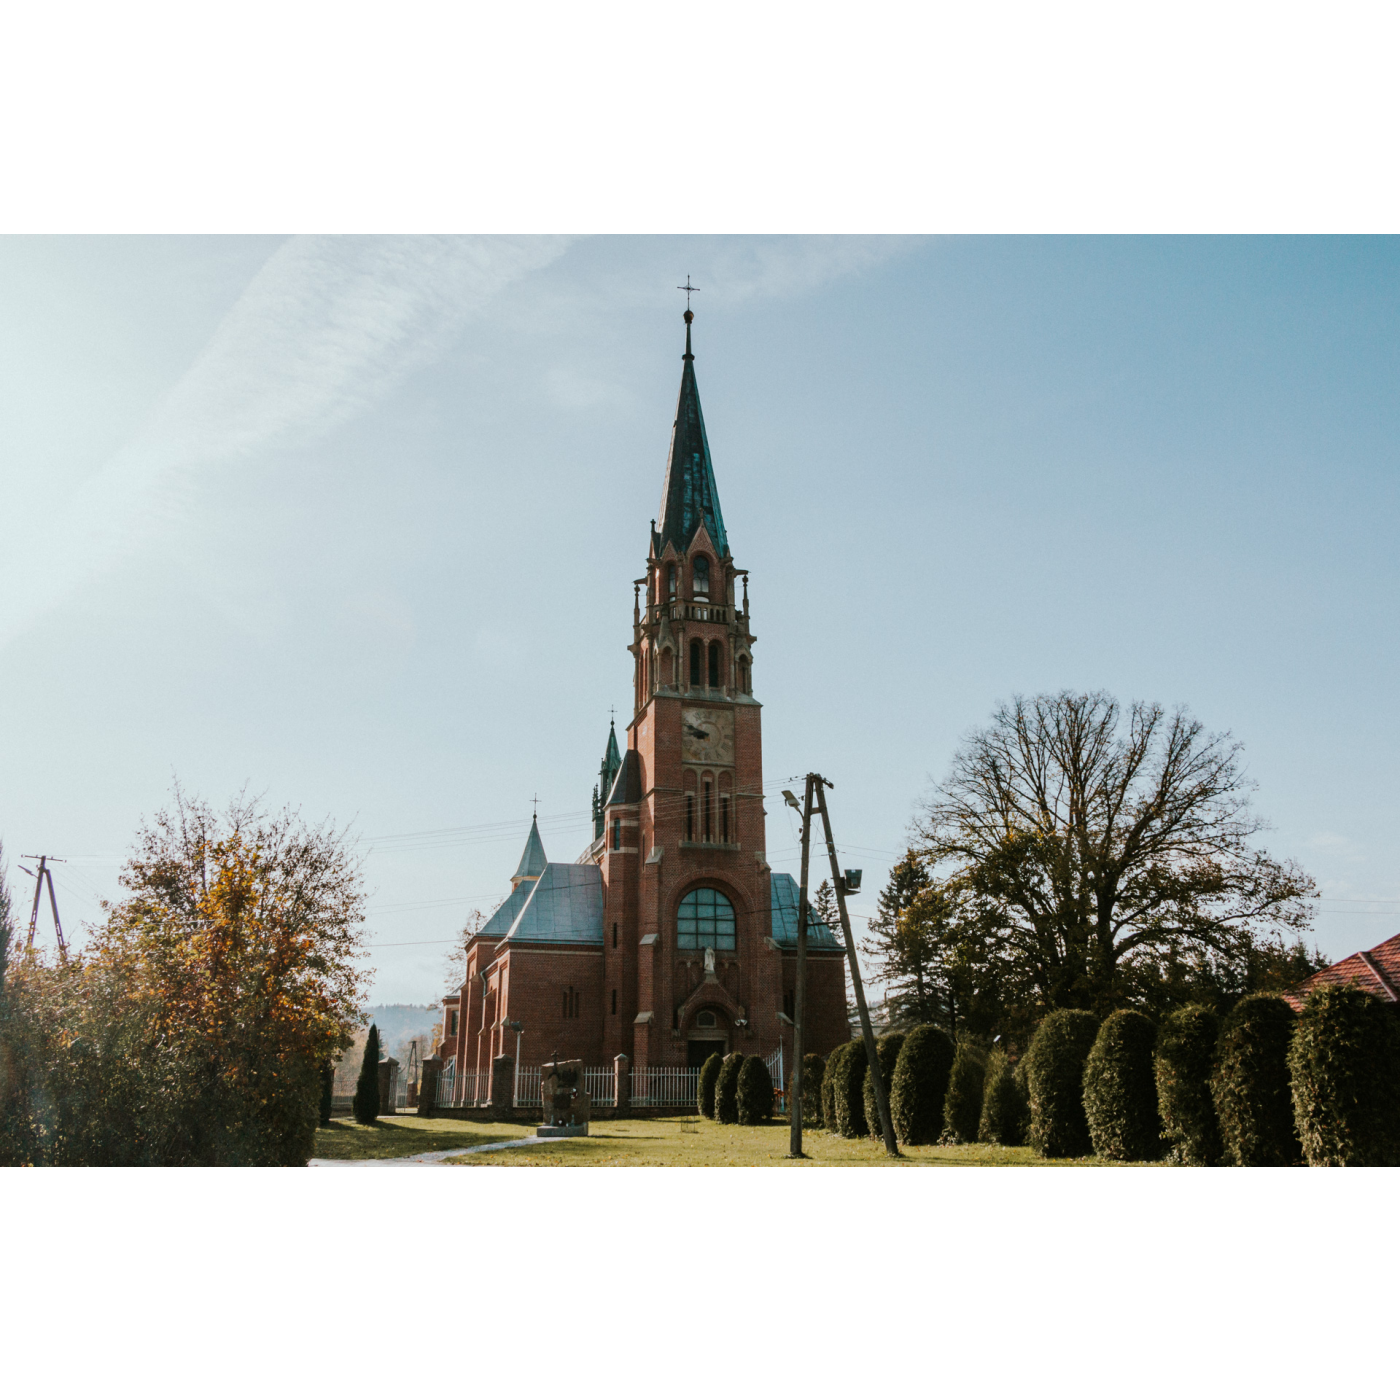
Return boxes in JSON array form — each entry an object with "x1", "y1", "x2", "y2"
[
  {"x1": 352, "y1": 1025, "x2": 380, "y2": 1124},
  {"x1": 1025, "y1": 1009, "x2": 1098, "y2": 1158},
  {"x1": 737, "y1": 1055, "x2": 775, "y2": 1125},
  {"x1": 889, "y1": 1024, "x2": 955, "y2": 1145},
  {"x1": 943, "y1": 1042, "x2": 987, "y2": 1144},
  {"x1": 788, "y1": 1053, "x2": 825, "y2": 1130},
  {"x1": 715, "y1": 1051, "x2": 744, "y2": 1124},
  {"x1": 832, "y1": 1038, "x2": 869, "y2": 1138},
  {"x1": 697, "y1": 1052, "x2": 723, "y2": 1118},
  {"x1": 1289, "y1": 985, "x2": 1400, "y2": 1167},
  {"x1": 821, "y1": 1042, "x2": 848, "y2": 1131},
  {"x1": 1212, "y1": 993, "x2": 1300, "y2": 1166},
  {"x1": 862, "y1": 1032, "x2": 905, "y2": 1139},
  {"x1": 1083, "y1": 1009, "x2": 1162, "y2": 1161},
  {"x1": 978, "y1": 1049, "x2": 1027, "y2": 1146},
  {"x1": 1155, "y1": 1004, "x2": 1222, "y2": 1166}
]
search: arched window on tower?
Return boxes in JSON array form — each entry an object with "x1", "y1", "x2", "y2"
[
  {"x1": 708, "y1": 640, "x2": 721, "y2": 689},
  {"x1": 738, "y1": 656, "x2": 750, "y2": 694},
  {"x1": 693, "y1": 556, "x2": 710, "y2": 598},
  {"x1": 667, "y1": 563, "x2": 676, "y2": 599},
  {"x1": 677, "y1": 887, "x2": 737, "y2": 950},
  {"x1": 689, "y1": 639, "x2": 702, "y2": 687}
]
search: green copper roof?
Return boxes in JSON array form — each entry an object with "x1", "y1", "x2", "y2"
[
  {"x1": 511, "y1": 815, "x2": 548, "y2": 883},
  {"x1": 593, "y1": 720, "x2": 624, "y2": 837},
  {"x1": 656, "y1": 316, "x2": 729, "y2": 558},
  {"x1": 503, "y1": 862, "x2": 604, "y2": 945},
  {"x1": 770, "y1": 872, "x2": 840, "y2": 948}
]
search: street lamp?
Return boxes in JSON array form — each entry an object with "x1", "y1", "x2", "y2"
[{"x1": 507, "y1": 1020, "x2": 524, "y2": 1101}]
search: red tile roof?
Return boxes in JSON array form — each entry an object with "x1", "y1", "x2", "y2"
[{"x1": 1284, "y1": 931, "x2": 1400, "y2": 1011}]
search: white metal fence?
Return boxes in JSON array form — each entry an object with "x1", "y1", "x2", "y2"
[
  {"x1": 431, "y1": 1056, "x2": 788, "y2": 1112},
  {"x1": 630, "y1": 1065, "x2": 700, "y2": 1107},
  {"x1": 583, "y1": 1066, "x2": 616, "y2": 1106}
]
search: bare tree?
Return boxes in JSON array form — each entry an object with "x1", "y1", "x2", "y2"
[
  {"x1": 915, "y1": 692, "x2": 1316, "y2": 1015},
  {"x1": 444, "y1": 906, "x2": 491, "y2": 993}
]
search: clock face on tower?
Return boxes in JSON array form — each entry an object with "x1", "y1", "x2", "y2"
[{"x1": 681, "y1": 707, "x2": 735, "y2": 766}]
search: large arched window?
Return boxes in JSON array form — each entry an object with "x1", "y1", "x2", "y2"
[
  {"x1": 677, "y1": 887, "x2": 737, "y2": 950},
  {"x1": 708, "y1": 640, "x2": 721, "y2": 688},
  {"x1": 689, "y1": 639, "x2": 702, "y2": 686},
  {"x1": 693, "y1": 556, "x2": 710, "y2": 597}
]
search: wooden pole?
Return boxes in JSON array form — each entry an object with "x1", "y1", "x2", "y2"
[
  {"x1": 814, "y1": 778, "x2": 899, "y2": 1157},
  {"x1": 788, "y1": 773, "x2": 816, "y2": 1158}
]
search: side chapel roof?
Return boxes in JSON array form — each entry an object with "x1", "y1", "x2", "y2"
[
  {"x1": 503, "y1": 862, "x2": 605, "y2": 945},
  {"x1": 770, "y1": 872, "x2": 841, "y2": 948},
  {"x1": 656, "y1": 314, "x2": 729, "y2": 559}
]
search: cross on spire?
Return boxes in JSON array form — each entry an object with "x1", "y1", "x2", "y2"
[
  {"x1": 677, "y1": 275, "x2": 699, "y2": 311},
  {"x1": 532, "y1": 793, "x2": 539, "y2": 818}
]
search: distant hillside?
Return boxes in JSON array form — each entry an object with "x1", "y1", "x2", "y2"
[
  {"x1": 332, "y1": 1003, "x2": 442, "y2": 1094},
  {"x1": 364, "y1": 1003, "x2": 440, "y2": 1045}
]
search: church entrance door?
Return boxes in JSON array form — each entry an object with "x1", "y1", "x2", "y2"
[{"x1": 688, "y1": 1038, "x2": 726, "y2": 1068}]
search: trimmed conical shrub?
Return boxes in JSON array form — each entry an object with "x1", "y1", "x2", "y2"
[
  {"x1": 832, "y1": 1038, "x2": 869, "y2": 1138},
  {"x1": 1289, "y1": 985, "x2": 1400, "y2": 1167},
  {"x1": 737, "y1": 1055, "x2": 775, "y2": 1125},
  {"x1": 1083, "y1": 1009, "x2": 1162, "y2": 1161},
  {"x1": 943, "y1": 1042, "x2": 986, "y2": 1144},
  {"x1": 697, "y1": 1052, "x2": 723, "y2": 1118},
  {"x1": 1155, "y1": 1004, "x2": 1222, "y2": 1166},
  {"x1": 715, "y1": 1052, "x2": 744, "y2": 1125},
  {"x1": 352, "y1": 1025, "x2": 380, "y2": 1124},
  {"x1": 1025, "y1": 1010, "x2": 1098, "y2": 1158},
  {"x1": 318, "y1": 1060, "x2": 334, "y2": 1127},
  {"x1": 978, "y1": 1049, "x2": 1027, "y2": 1145},
  {"x1": 889, "y1": 1024, "x2": 955, "y2": 1145},
  {"x1": 1212, "y1": 993, "x2": 1300, "y2": 1166},
  {"x1": 821, "y1": 1042, "x2": 848, "y2": 1131},
  {"x1": 788, "y1": 1053, "x2": 825, "y2": 1130},
  {"x1": 862, "y1": 1032, "x2": 904, "y2": 1140}
]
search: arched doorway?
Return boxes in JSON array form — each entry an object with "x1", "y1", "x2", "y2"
[{"x1": 686, "y1": 1008, "x2": 729, "y2": 1068}]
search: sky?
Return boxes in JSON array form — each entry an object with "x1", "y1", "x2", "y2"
[{"x1": 2, "y1": 234, "x2": 1398, "y2": 1003}]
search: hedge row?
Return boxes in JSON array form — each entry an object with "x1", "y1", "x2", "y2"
[{"x1": 862, "y1": 1033, "x2": 905, "y2": 1140}]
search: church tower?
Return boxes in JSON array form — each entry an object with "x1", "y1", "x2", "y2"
[{"x1": 596, "y1": 309, "x2": 779, "y2": 1069}]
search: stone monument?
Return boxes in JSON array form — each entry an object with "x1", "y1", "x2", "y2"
[{"x1": 538, "y1": 1056, "x2": 590, "y2": 1137}]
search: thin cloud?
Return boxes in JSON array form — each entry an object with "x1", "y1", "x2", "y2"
[{"x1": 0, "y1": 235, "x2": 573, "y2": 650}]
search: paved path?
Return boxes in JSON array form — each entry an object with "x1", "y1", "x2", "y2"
[{"x1": 308, "y1": 1135, "x2": 550, "y2": 1167}]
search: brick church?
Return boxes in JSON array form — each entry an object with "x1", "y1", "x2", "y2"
[{"x1": 436, "y1": 310, "x2": 849, "y2": 1088}]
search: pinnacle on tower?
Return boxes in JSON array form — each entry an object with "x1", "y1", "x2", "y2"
[{"x1": 656, "y1": 311, "x2": 728, "y2": 558}]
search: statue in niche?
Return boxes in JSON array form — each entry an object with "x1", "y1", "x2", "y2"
[{"x1": 703, "y1": 945, "x2": 716, "y2": 975}]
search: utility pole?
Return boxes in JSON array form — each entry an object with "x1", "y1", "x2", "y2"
[
  {"x1": 813, "y1": 780, "x2": 899, "y2": 1157},
  {"x1": 20, "y1": 854, "x2": 66, "y2": 961},
  {"x1": 787, "y1": 773, "x2": 816, "y2": 1158}
]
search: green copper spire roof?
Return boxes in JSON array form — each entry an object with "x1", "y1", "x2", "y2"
[
  {"x1": 511, "y1": 815, "x2": 548, "y2": 886},
  {"x1": 656, "y1": 312, "x2": 729, "y2": 558},
  {"x1": 592, "y1": 720, "x2": 624, "y2": 838}
]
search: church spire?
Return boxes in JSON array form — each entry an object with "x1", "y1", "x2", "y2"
[
  {"x1": 510, "y1": 814, "x2": 548, "y2": 888},
  {"x1": 656, "y1": 310, "x2": 728, "y2": 558},
  {"x1": 592, "y1": 719, "x2": 623, "y2": 838}
]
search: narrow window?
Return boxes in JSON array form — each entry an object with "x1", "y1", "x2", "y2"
[
  {"x1": 686, "y1": 793, "x2": 694, "y2": 842},
  {"x1": 739, "y1": 657, "x2": 750, "y2": 693},
  {"x1": 573, "y1": 989, "x2": 580, "y2": 1018},
  {"x1": 612, "y1": 817, "x2": 621, "y2": 851},
  {"x1": 562, "y1": 989, "x2": 568, "y2": 1017},
  {"x1": 611, "y1": 988, "x2": 617, "y2": 1015},
  {"x1": 721, "y1": 793, "x2": 730, "y2": 843},
  {"x1": 689, "y1": 639, "x2": 701, "y2": 686},
  {"x1": 703, "y1": 780, "x2": 713, "y2": 842},
  {"x1": 783, "y1": 989, "x2": 795, "y2": 1020},
  {"x1": 708, "y1": 641, "x2": 720, "y2": 688},
  {"x1": 693, "y1": 556, "x2": 710, "y2": 597},
  {"x1": 612, "y1": 922, "x2": 618, "y2": 949},
  {"x1": 667, "y1": 563, "x2": 676, "y2": 598}
]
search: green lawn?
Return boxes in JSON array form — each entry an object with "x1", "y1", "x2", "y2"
[
  {"x1": 312, "y1": 1115, "x2": 532, "y2": 1160},
  {"x1": 440, "y1": 1116, "x2": 1122, "y2": 1166}
]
